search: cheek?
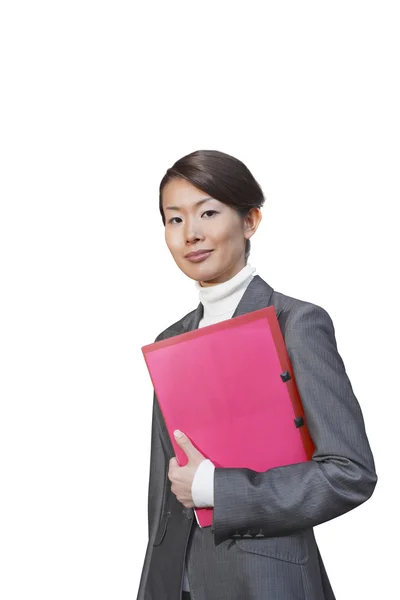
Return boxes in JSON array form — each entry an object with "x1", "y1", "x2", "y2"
[
  {"x1": 165, "y1": 231, "x2": 181, "y2": 253},
  {"x1": 211, "y1": 222, "x2": 241, "y2": 245},
  {"x1": 207, "y1": 221, "x2": 231, "y2": 242}
]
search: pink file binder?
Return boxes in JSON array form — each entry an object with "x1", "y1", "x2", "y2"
[{"x1": 141, "y1": 306, "x2": 314, "y2": 528}]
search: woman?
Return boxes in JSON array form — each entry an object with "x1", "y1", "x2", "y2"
[{"x1": 136, "y1": 149, "x2": 377, "y2": 600}]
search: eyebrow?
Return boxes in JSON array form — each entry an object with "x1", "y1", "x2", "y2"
[{"x1": 164, "y1": 196, "x2": 214, "y2": 212}]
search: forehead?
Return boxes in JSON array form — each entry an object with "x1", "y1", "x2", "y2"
[{"x1": 162, "y1": 178, "x2": 215, "y2": 210}]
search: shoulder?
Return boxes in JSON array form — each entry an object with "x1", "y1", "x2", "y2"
[
  {"x1": 249, "y1": 275, "x2": 332, "y2": 328},
  {"x1": 270, "y1": 287, "x2": 335, "y2": 337},
  {"x1": 153, "y1": 307, "x2": 198, "y2": 342}
]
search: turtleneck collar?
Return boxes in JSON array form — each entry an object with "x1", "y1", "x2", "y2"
[{"x1": 195, "y1": 263, "x2": 256, "y2": 318}]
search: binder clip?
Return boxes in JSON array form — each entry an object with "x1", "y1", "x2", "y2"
[{"x1": 280, "y1": 370, "x2": 291, "y2": 382}]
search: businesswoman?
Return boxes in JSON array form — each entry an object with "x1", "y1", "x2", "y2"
[{"x1": 136, "y1": 149, "x2": 377, "y2": 600}]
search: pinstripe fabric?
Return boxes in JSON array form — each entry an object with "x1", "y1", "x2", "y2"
[{"x1": 136, "y1": 275, "x2": 377, "y2": 600}]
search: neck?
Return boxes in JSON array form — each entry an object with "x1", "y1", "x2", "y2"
[{"x1": 195, "y1": 263, "x2": 256, "y2": 323}]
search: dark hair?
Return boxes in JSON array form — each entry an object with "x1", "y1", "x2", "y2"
[{"x1": 159, "y1": 149, "x2": 265, "y2": 262}]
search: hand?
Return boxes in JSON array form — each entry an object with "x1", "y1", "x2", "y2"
[{"x1": 168, "y1": 430, "x2": 206, "y2": 508}]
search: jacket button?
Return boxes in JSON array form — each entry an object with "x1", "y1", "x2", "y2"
[
  {"x1": 242, "y1": 530, "x2": 253, "y2": 538},
  {"x1": 255, "y1": 529, "x2": 265, "y2": 538}
]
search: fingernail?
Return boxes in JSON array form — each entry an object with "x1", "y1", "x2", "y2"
[{"x1": 174, "y1": 430, "x2": 183, "y2": 438}]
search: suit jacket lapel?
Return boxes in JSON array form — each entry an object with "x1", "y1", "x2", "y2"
[{"x1": 181, "y1": 274, "x2": 276, "y2": 333}]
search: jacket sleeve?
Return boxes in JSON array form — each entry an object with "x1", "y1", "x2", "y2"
[
  {"x1": 211, "y1": 303, "x2": 378, "y2": 545},
  {"x1": 136, "y1": 392, "x2": 167, "y2": 598}
]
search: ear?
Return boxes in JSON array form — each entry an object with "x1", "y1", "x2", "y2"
[{"x1": 244, "y1": 208, "x2": 262, "y2": 238}]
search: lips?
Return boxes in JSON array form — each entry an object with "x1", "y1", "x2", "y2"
[
  {"x1": 185, "y1": 250, "x2": 213, "y2": 258},
  {"x1": 185, "y1": 250, "x2": 214, "y2": 263}
]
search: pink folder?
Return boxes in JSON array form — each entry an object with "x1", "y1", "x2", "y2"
[{"x1": 141, "y1": 306, "x2": 314, "y2": 528}]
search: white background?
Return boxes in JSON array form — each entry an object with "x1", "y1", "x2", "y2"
[{"x1": 0, "y1": 1, "x2": 398, "y2": 598}]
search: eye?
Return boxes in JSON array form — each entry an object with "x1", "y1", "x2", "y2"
[
  {"x1": 167, "y1": 210, "x2": 218, "y2": 225},
  {"x1": 168, "y1": 216, "x2": 182, "y2": 224}
]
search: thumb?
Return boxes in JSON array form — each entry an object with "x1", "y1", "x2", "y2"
[{"x1": 173, "y1": 430, "x2": 202, "y2": 462}]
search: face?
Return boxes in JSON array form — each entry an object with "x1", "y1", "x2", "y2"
[{"x1": 162, "y1": 178, "x2": 261, "y2": 286}]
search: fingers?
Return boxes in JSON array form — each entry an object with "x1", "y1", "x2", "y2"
[
  {"x1": 168, "y1": 457, "x2": 178, "y2": 480},
  {"x1": 169, "y1": 456, "x2": 178, "y2": 468}
]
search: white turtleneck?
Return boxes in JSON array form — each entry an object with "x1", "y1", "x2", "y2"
[{"x1": 182, "y1": 262, "x2": 256, "y2": 592}]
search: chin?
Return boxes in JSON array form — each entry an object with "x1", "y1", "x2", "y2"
[
  {"x1": 178, "y1": 262, "x2": 219, "y2": 283},
  {"x1": 196, "y1": 267, "x2": 226, "y2": 285}
]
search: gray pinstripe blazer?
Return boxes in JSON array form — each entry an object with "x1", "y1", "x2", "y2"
[{"x1": 136, "y1": 275, "x2": 377, "y2": 600}]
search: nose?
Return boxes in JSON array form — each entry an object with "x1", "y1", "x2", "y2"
[
  {"x1": 186, "y1": 230, "x2": 200, "y2": 243},
  {"x1": 184, "y1": 219, "x2": 204, "y2": 244}
]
